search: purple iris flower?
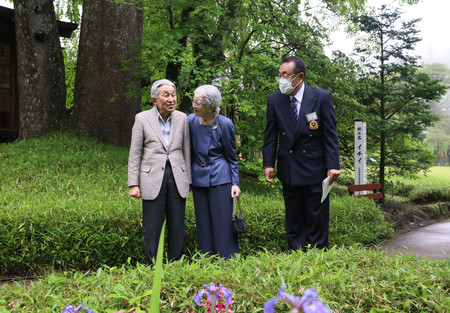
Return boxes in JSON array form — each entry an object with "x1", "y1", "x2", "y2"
[
  {"x1": 264, "y1": 284, "x2": 331, "y2": 313},
  {"x1": 61, "y1": 302, "x2": 95, "y2": 313},
  {"x1": 193, "y1": 282, "x2": 233, "y2": 309}
]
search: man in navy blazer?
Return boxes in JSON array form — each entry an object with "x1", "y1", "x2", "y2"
[{"x1": 263, "y1": 56, "x2": 340, "y2": 251}]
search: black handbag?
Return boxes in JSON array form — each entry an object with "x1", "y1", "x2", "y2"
[{"x1": 232, "y1": 196, "x2": 248, "y2": 234}]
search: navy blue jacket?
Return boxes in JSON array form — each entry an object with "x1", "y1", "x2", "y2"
[
  {"x1": 263, "y1": 84, "x2": 340, "y2": 186},
  {"x1": 188, "y1": 114, "x2": 239, "y2": 187}
]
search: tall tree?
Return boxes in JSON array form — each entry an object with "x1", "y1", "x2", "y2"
[
  {"x1": 420, "y1": 62, "x2": 450, "y2": 85},
  {"x1": 420, "y1": 63, "x2": 450, "y2": 166},
  {"x1": 13, "y1": 0, "x2": 66, "y2": 139},
  {"x1": 138, "y1": 0, "x2": 367, "y2": 173},
  {"x1": 424, "y1": 116, "x2": 450, "y2": 165},
  {"x1": 354, "y1": 5, "x2": 447, "y2": 188},
  {"x1": 70, "y1": 0, "x2": 143, "y2": 146}
]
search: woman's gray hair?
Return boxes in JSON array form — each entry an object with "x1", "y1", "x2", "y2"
[
  {"x1": 194, "y1": 84, "x2": 221, "y2": 114},
  {"x1": 151, "y1": 79, "x2": 176, "y2": 99}
]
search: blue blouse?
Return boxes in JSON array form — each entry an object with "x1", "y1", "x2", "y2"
[{"x1": 188, "y1": 114, "x2": 239, "y2": 187}]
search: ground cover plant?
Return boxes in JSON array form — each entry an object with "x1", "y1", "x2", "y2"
[
  {"x1": 1, "y1": 131, "x2": 447, "y2": 312},
  {"x1": 385, "y1": 167, "x2": 450, "y2": 201},
  {"x1": 0, "y1": 247, "x2": 448, "y2": 312},
  {"x1": 0, "y1": 131, "x2": 393, "y2": 275}
]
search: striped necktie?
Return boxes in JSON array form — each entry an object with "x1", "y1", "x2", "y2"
[{"x1": 291, "y1": 97, "x2": 298, "y2": 121}]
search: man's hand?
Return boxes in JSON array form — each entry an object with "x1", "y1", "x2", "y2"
[
  {"x1": 264, "y1": 167, "x2": 274, "y2": 184},
  {"x1": 129, "y1": 186, "x2": 141, "y2": 199},
  {"x1": 327, "y1": 169, "x2": 341, "y2": 185}
]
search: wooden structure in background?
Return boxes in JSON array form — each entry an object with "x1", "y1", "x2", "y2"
[{"x1": 348, "y1": 183, "x2": 383, "y2": 200}]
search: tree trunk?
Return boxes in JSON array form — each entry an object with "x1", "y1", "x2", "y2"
[
  {"x1": 379, "y1": 29, "x2": 385, "y2": 199},
  {"x1": 71, "y1": 0, "x2": 143, "y2": 146},
  {"x1": 13, "y1": 0, "x2": 66, "y2": 139},
  {"x1": 379, "y1": 131, "x2": 385, "y2": 195}
]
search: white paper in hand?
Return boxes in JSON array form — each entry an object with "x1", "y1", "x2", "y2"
[{"x1": 321, "y1": 176, "x2": 334, "y2": 203}]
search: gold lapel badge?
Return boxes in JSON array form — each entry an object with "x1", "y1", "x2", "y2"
[{"x1": 309, "y1": 120, "x2": 319, "y2": 130}]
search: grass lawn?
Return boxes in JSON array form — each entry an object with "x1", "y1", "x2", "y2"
[
  {"x1": 416, "y1": 166, "x2": 450, "y2": 184},
  {"x1": 392, "y1": 166, "x2": 450, "y2": 185}
]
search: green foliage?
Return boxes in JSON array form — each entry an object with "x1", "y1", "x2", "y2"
[
  {"x1": 420, "y1": 62, "x2": 450, "y2": 85},
  {"x1": 386, "y1": 166, "x2": 450, "y2": 201},
  {"x1": 384, "y1": 180, "x2": 416, "y2": 198},
  {"x1": 381, "y1": 133, "x2": 437, "y2": 178},
  {"x1": 0, "y1": 131, "x2": 141, "y2": 273},
  {"x1": 135, "y1": 0, "x2": 369, "y2": 172},
  {"x1": 0, "y1": 248, "x2": 448, "y2": 312},
  {"x1": 50, "y1": 0, "x2": 392, "y2": 180},
  {"x1": 54, "y1": 0, "x2": 82, "y2": 110},
  {"x1": 425, "y1": 113, "x2": 450, "y2": 166},
  {"x1": 150, "y1": 221, "x2": 165, "y2": 313},
  {"x1": 409, "y1": 183, "x2": 450, "y2": 204},
  {"x1": 353, "y1": 5, "x2": 447, "y2": 184},
  {"x1": 0, "y1": 131, "x2": 393, "y2": 275},
  {"x1": 54, "y1": 0, "x2": 83, "y2": 23},
  {"x1": 62, "y1": 34, "x2": 79, "y2": 109},
  {"x1": 324, "y1": 51, "x2": 371, "y2": 170},
  {"x1": 329, "y1": 196, "x2": 393, "y2": 245}
]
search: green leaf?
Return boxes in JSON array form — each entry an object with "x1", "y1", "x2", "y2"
[{"x1": 150, "y1": 220, "x2": 166, "y2": 313}]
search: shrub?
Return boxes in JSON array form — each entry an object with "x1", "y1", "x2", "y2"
[
  {"x1": 0, "y1": 131, "x2": 393, "y2": 274},
  {"x1": 329, "y1": 195, "x2": 393, "y2": 245},
  {"x1": 410, "y1": 183, "x2": 450, "y2": 204},
  {"x1": 0, "y1": 131, "x2": 142, "y2": 273},
  {"x1": 384, "y1": 180, "x2": 416, "y2": 197}
]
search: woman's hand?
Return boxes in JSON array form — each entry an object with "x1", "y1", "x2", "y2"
[
  {"x1": 129, "y1": 186, "x2": 141, "y2": 199},
  {"x1": 231, "y1": 185, "x2": 241, "y2": 198}
]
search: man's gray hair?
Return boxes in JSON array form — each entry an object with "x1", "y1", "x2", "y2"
[
  {"x1": 194, "y1": 84, "x2": 221, "y2": 114},
  {"x1": 151, "y1": 79, "x2": 176, "y2": 99}
]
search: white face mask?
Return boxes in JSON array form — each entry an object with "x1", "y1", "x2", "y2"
[{"x1": 278, "y1": 73, "x2": 301, "y2": 95}]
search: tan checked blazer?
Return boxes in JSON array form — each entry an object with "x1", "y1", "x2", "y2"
[{"x1": 127, "y1": 107, "x2": 191, "y2": 200}]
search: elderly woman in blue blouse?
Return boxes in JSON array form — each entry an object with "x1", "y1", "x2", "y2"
[{"x1": 188, "y1": 84, "x2": 241, "y2": 259}]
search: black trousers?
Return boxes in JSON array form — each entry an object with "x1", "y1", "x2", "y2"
[
  {"x1": 192, "y1": 183, "x2": 239, "y2": 259},
  {"x1": 282, "y1": 182, "x2": 329, "y2": 252},
  {"x1": 142, "y1": 160, "x2": 186, "y2": 265}
]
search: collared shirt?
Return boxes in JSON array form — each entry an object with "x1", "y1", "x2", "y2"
[
  {"x1": 156, "y1": 108, "x2": 172, "y2": 148},
  {"x1": 290, "y1": 83, "x2": 305, "y2": 114}
]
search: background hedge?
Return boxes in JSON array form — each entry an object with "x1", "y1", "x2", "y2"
[{"x1": 1, "y1": 131, "x2": 392, "y2": 274}]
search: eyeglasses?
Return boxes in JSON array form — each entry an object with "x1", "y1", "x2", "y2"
[
  {"x1": 192, "y1": 99, "x2": 208, "y2": 106},
  {"x1": 276, "y1": 72, "x2": 300, "y2": 81}
]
